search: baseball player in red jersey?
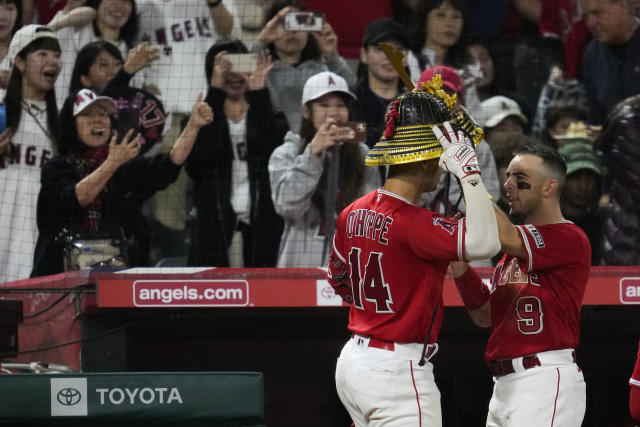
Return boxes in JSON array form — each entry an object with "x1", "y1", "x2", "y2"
[
  {"x1": 631, "y1": 338, "x2": 640, "y2": 421},
  {"x1": 328, "y1": 81, "x2": 501, "y2": 426},
  {"x1": 451, "y1": 143, "x2": 590, "y2": 426}
]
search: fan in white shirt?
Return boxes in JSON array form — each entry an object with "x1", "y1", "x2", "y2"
[{"x1": 0, "y1": 25, "x2": 62, "y2": 283}]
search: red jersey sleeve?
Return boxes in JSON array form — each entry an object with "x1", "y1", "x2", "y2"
[
  {"x1": 408, "y1": 211, "x2": 464, "y2": 262},
  {"x1": 327, "y1": 213, "x2": 354, "y2": 304},
  {"x1": 631, "y1": 339, "x2": 640, "y2": 420},
  {"x1": 631, "y1": 339, "x2": 640, "y2": 389},
  {"x1": 515, "y1": 223, "x2": 591, "y2": 272}
]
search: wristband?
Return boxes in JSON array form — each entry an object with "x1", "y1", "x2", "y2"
[
  {"x1": 453, "y1": 266, "x2": 490, "y2": 310},
  {"x1": 208, "y1": 0, "x2": 222, "y2": 7}
]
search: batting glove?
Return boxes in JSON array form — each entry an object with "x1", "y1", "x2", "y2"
[{"x1": 434, "y1": 121, "x2": 481, "y2": 180}]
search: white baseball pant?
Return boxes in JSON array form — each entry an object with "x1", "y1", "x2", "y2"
[
  {"x1": 487, "y1": 349, "x2": 586, "y2": 427},
  {"x1": 335, "y1": 334, "x2": 441, "y2": 427}
]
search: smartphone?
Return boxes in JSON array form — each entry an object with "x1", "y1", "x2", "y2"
[
  {"x1": 283, "y1": 11, "x2": 325, "y2": 32},
  {"x1": 336, "y1": 121, "x2": 366, "y2": 143},
  {"x1": 225, "y1": 53, "x2": 258, "y2": 73},
  {"x1": 0, "y1": 104, "x2": 6, "y2": 134}
]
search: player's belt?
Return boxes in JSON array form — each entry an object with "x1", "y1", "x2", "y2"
[
  {"x1": 488, "y1": 350, "x2": 577, "y2": 377},
  {"x1": 350, "y1": 333, "x2": 438, "y2": 359},
  {"x1": 353, "y1": 334, "x2": 395, "y2": 351}
]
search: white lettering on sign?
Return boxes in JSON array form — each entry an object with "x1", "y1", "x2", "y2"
[
  {"x1": 620, "y1": 278, "x2": 640, "y2": 304},
  {"x1": 96, "y1": 387, "x2": 183, "y2": 405},
  {"x1": 133, "y1": 280, "x2": 249, "y2": 307}
]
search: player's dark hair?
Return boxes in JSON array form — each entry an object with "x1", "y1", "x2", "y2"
[
  {"x1": 492, "y1": 134, "x2": 541, "y2": 169},
  {"x1": 514, "y1": 143, "x2": 567, "y2": 193},
  {"x1": 4, "y1": 37, "x2": 61, "y2": 145},
  {"x1": 298, "y1": 94, "x2": 365, "y2": 213},
  {"x1": 86, "y1": 0, "x2": 138, "y2": 49},
  {"x1": 0, "y1": 0, "x2": 22, "y2": 37},
  {"x1": 409, "y1": 0, "x2": 469, "y2": 68},
  {"x1": 69, "y1": 41, "x2": 124, "y2": 95},
  {"x1": 387, "y1": 159, "x2": 439, "y2": 179},
  {"x1": 263, "y1": 0, "x2": 321, "y2": 63},
  {"x1": 205, "y1": 39, "x2": 248, "y2": 84}
]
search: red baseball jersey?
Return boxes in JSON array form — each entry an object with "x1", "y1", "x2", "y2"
[
  {"x1": 485, "y1": 221, "x2": 591, "y2": 361},
  {"x1": 327, "y1": 189, "x2": 466, "y2": 344},
  {"x1": 631, "y1": 339, "x2": 640, "y2": 389}
]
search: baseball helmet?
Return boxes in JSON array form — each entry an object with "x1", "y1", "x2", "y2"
[{"x1": 366, "y1": 74, "x2": 484, "y2": 166}]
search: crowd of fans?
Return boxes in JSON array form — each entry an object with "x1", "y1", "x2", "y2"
[{"x1": 0, "y1": 0, "x2": 639, "y2": 283}]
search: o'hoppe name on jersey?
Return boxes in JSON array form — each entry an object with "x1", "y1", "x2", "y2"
[{"x1": 345, "y1": 209, "x2": 393, "y2": 244}]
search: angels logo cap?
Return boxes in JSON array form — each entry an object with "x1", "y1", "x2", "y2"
[
  {"x1": 302, "y1": 71, "x2": 356, "y2": 105},
  {"x1": 72, "y1": 89, "x2": 117, "y2": 117},
  {"x1": 478, "y1": 95, "x2": 528, "y2": 129}
]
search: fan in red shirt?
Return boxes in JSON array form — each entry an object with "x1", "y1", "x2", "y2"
[
  {"x1": 451, "y1": 143, "x2": 590, "y2": 426},
  {"x1": 539, "y1": 0, "x2": 589, "y2": 78},
  {"x1": 328, "y1": 77, "x2": 500, "y2": 426}
]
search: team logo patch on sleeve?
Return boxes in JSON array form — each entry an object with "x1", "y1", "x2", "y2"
[
  {"x1": 433, "y1": 217, "x2": 457, "y2": 235},
  {"x1": 524, "y1": 224, "x2": 545, "y2": 248}
]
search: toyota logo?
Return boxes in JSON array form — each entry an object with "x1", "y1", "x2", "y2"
[{"x1": 57, "y1": 388, "x2": 81, "y2": 406}]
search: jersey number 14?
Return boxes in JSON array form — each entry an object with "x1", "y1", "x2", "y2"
[{"x1": 349, "y1": 248, "x2": 394, "y2": 313}]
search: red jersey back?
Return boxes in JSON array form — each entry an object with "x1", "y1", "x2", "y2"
[
  {"x1": 486, "y1": 221, "x2": 591, "y2": 361},
  {"x1": 327, "y1": 189, "x2": 466, "y2": 344}
]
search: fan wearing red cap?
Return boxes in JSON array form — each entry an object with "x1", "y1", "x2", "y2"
[
  {"x1": 420, "y1": 65, "x2": 464, "y2": 101},
  {"x1": 417, "y1": 67, "x2": 501, "y2": 237}
]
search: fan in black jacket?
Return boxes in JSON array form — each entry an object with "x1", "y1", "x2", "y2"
[
  {"x1": 32, "y1": 88, "x2": 212, "y2": 277},
  {"x1": 185, "y1": 39, "x2": 288, "y2": 267},
  {"x1": 598, "y1": 95, "x2": 640, "y2": 265}
]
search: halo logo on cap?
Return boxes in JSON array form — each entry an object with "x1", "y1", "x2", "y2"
[{"x1": 75, "y1": 91, "x2": 96, "y2": 107}]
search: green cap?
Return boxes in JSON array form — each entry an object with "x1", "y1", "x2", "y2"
[{"x1": 558, "y1": 142, "x2": 603, "y2": 176}]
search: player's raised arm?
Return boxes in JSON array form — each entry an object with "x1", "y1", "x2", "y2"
[
  {"x1": 435, "y1": 123, "x2": 500, "y2": 261},
  {"x1": 493, "y1": 205, "x2": 526, "y2": 259}
]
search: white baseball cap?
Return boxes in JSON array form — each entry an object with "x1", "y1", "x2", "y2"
[
  {"x1": 72, "y1": 89, "x2": 117, "y2": 116},
  {"x1": 302, "y1": 71, "x2": 356, "y2": 105},
  {"x1": 8, "y1": 25, "x2": 58, "y2": 64},
  {"x1": 478, "y1": 95, "x2": 528, "y2": 128}
]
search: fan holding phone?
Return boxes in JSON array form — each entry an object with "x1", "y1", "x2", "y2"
[
  {"x1": 184, "y1": 39, "x2": 289, "y2": 268},
  {"x1": 268, "y1": 71, "x2": 381, "y2": 268},
  {"x1": 256, "y1": 1, "x2": 356, "y2": 131}
]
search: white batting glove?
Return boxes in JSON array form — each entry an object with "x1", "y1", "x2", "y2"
[{"x1": 434, "y1": 121, "x2": 480, "y2": 180}]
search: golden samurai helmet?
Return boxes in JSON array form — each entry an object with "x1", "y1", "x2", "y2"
[{"x1": 365, "y1": 44, "x2": 484, "y2": 166}]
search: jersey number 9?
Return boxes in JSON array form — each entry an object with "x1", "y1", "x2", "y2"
[{"x1": 516, "y1": 296, "x2": 543, "y2": 334}]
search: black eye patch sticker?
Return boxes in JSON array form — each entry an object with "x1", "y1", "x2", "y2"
[{"x1": 517, "y1": 182, "x2": 531, "y2": 190}]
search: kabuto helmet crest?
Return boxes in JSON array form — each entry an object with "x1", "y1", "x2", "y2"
[{"x1": 366, "y1": 74, "x2": 484, "y2": 166}]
